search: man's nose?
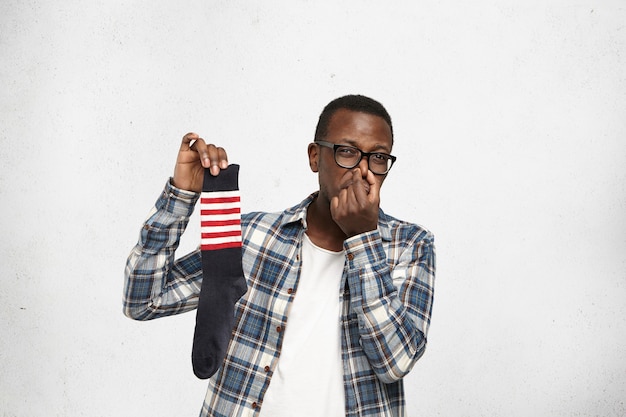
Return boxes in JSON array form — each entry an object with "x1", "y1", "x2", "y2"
[{"x1": 357, "y1": 156, "x2": 369, "y2": 177}]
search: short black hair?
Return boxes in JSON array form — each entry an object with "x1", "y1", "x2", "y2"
[{"x1": 314, "y1": 94, "x2": 393, "y2": 143}]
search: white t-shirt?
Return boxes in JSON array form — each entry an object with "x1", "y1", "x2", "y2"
[{"x1": 258, "y1": 233, "x2": 346, "y2": 417}]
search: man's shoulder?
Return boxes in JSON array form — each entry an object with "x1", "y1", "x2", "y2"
[
  {"x1": 241, "y1": 210, "x2": 283, "y2": 227},
  {"x1": 241, "y1": 193, "x2": 315, "y2": 231},
  {"x1": 378, "y1": 209, "x2": 434, "y2": 245}
]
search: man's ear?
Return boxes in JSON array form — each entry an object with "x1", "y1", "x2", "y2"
[{"x1": 307, "y1": 143, "x2": 319, "y2": 172}]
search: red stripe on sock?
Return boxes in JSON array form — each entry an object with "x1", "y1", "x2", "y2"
[
  {"x1": 201, "y1": 231, "x2": 242, "y2": 239},
  {"x1": 201, "y1": 241, "x2": 242, "y2": 251},
  {"x1": 201, "y1": 219, "x2": 241, "y2": 227},
  {"x1": 200, "y1": 207, "x2": 241, "y2": 215},
  {"x1": 200, "y1": 196, "x2": 240, "y2": 204}
]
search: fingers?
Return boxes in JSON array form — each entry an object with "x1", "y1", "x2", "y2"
[
  {"x1": 365, "y1": 169, "x2": 380, "y2": 202},
  {"x1": 330, "y1": 169, "x2": 380, "y2": 237},
  {"x1": 188, "y1": 137, "x2": 207, "y2": 164},
  {"x1": 184, "y1": 134, "x2": 229, "y2": 176},
  {"x1": 344, "y1": 169, "x2": 376, "y2": 206},
  {"x1": 350, "y1": 169, "x2": 369, "y2": 204},
  {"x1": 207, "y1": 146, "x2": 229, "y2": 175}
]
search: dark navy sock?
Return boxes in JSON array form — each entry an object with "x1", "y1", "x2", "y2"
[{"x1": 191, "y1": 164, "x2": 247, "y2": 379}]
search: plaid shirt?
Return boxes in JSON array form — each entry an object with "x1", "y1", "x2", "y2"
[{"x1": 124, "y1": 179, "x2": 436, "y2": 417}]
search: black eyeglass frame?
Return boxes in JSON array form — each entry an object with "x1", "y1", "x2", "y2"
[{"x1": 315, "y1": 140, "x2": 397, "y2": 175}]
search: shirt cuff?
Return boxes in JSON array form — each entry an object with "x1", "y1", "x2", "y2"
[
  {"x1": 154, "y1": 178, "x2": 200, "y2": 218},
  {"x1": 343, "y1": 229, "x2": 386, "y2": 267}
]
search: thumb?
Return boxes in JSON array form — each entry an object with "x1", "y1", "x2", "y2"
[
  {"x1": 330, "y1": 195, "x2": 340, "y2": 216},
  {"x1": 180, "y1": 132, "x2": 199, "y2": 151}
]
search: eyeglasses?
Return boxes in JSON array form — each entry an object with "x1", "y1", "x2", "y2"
[{"x1": 315, "y1": 140, "x2": 396, "y2": 175}]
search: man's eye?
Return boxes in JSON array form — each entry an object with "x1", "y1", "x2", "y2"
[
  {"x1": 371, "y1": 154, "x2": 388, "y2": 163},
  {"x1": 337, "y1": 147, "x2": 359, "y2": 156}
]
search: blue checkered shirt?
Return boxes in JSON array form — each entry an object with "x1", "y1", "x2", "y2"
[{"x1": 124, "y1": 179, "x2": 436, "y2": 417}]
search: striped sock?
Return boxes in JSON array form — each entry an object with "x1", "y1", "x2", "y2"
[{"x1": 192, "y1": 164, "x2": 247, "y2": 379}]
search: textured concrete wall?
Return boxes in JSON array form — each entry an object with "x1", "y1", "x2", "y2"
[{"x1": 1, "y1": 1, "x2": 625, "y2": 416}]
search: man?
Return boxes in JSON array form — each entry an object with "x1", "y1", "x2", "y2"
[{"x1": 124, "y1": 95, "x2": 436, "y2": 416}]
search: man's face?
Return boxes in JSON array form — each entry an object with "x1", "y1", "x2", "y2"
[{"x1": 309, "y1": 108, "x2": 394, "y2": 206}]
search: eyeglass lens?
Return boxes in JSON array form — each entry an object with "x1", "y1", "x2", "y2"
[{"x1": 335, "y1": 146, "x2": 392, "y2": 174}]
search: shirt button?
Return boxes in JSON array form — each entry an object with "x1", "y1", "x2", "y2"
[
  {"x1": 264, "y1": 365, "x2": 271, "y2": 372},
  {"x1": 287, "y1": 288, "x2": 293, "y2": 294},
  {"x1": 252, "y1": 402, "x2": 258, "y2": 409},
  {"x1": 276, "y1": 326, "x2": 283, "y2": 333},
  {"x1": 347, "y1": 253, "x2": 354, "y2": 261}
]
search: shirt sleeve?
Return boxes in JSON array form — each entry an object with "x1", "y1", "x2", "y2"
[
  {"x1": 343, "y1": 227, "x2": 436, "y2": 384},
  {"x1": 123, "y1": 179, "x2": 204, "y2": 320}
]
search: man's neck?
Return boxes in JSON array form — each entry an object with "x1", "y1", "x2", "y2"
[{"x1": 305, "y1": 196, "x2": 346, "y2": 252}]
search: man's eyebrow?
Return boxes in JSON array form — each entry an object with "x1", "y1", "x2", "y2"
[{"x1": 340, "y1": 138, "x2": 391, "y2": 153}]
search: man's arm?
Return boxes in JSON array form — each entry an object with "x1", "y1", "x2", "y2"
[
  {"x1": 344, "y1": 226, "x2": 436, "y2": 383},
  {"x1": 124, "y1": 133, "x2": 231, "y2": 320},
  {"x1": 123, "y1": 180, "x2": 203, "y2": 320},
  {"x1": 330, "y1": 163, "x2": 436, "y2": 382}
]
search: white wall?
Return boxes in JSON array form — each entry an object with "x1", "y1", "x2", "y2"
[{"x1": 1, "y1": 1, "x2": 625, "y2": 416}]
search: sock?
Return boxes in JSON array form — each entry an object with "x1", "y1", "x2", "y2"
[{"x1": 191, "y1": 164, "x2": 247, "y2": 379}]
